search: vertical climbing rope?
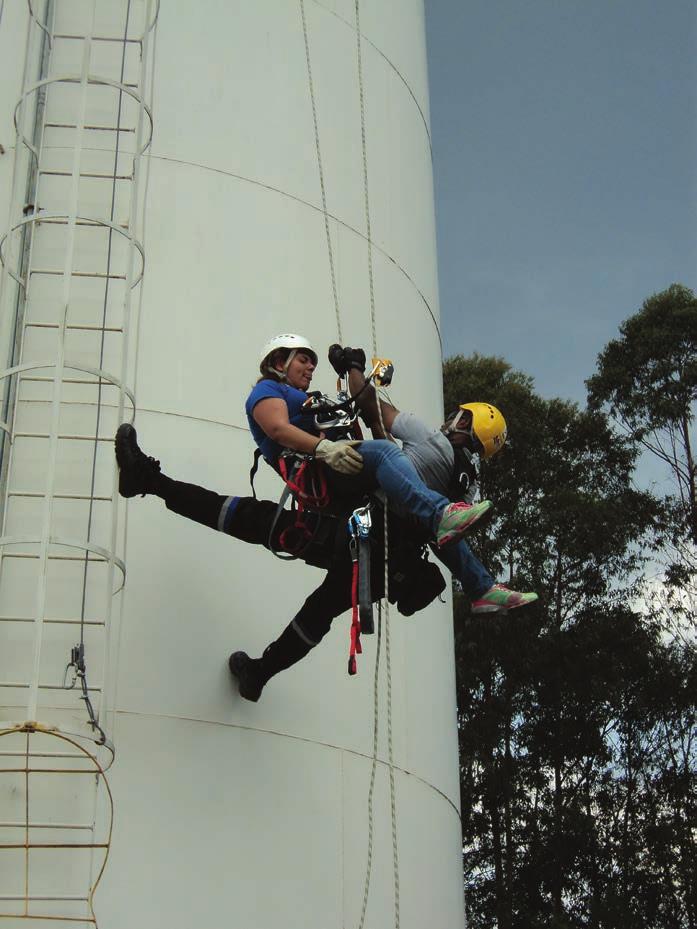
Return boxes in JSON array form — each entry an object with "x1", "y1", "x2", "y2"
[
  {"x1": 357, "y1": 596, "x2": 380, "y2": 929},
  {"x1": 353, "y1": 2, "x2": 400, "y2": 927},
  {"x1": 299, "y1": 0, "x2": 342, "y2": 344},
  {"x1": 353, "y1": 0, "x2": 377, "y2": 356},
  {"x1": 299, "y1": 2, "x2": 400, "y2": 924}
]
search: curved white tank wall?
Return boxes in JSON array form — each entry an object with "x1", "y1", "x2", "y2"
[{"x1": 0, "y1": 2, "x2": 465, "y2": 927}]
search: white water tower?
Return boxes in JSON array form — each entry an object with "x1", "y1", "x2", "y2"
[{"x1": 0, "y1": 2, "x2": 465, "y2": 926}]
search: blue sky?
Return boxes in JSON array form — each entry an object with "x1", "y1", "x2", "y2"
[{"x1": 425, "y1": 0, "x2": 697, "y2": 404}]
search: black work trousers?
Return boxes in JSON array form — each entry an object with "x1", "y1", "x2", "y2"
[{"x1": 156, "y1": 476, "x2": 381, "y2": 645}]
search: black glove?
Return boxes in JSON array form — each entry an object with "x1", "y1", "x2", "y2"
[
  {"x1": 327, "y1": 344, "x2": 367, "y2": 376},
  {"x1": 328, "y1": 344, "x2": 349, "y2": 376},
  {"x1": 346, "y1": 347, "x2": 366, "y2": 373}
]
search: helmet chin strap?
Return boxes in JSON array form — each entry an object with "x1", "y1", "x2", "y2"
[
  {"x1": 443, "y1": 409, "x2": 467, "y2": 436},
  {"x1": 444, "y1": 410, "x2": 482, "y2": 454},
  {"x1": 266, "y1": 349, "x2": 297, "y2": 381},
  {"x1": 283, "y1": 349, "x2": 297, "y2": 373}
]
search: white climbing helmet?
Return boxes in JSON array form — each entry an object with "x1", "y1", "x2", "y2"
[{"x1": 258, "y1": 333, "x2": 318, "y2": 377}]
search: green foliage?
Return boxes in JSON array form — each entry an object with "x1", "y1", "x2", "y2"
[
  {"x1": 586, "y1": 283, "x2": 697, "y2": 545},
  {"x1": 447, "y1": 352, "x2": 695, "y2": 929},
  {"x1": 586, "y1": 284, "x2": 697, "y2": 435}
]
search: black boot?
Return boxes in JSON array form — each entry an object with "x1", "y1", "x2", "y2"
[
  {"x1": 114, "y1": 423, "x2": 163, "y2": 498},
  {"x1": 229, "y1": 622, "x2": 315, "y2": 702},
  {"x1": 228, "y1": 652, "x2": 267, "y2": 702}
]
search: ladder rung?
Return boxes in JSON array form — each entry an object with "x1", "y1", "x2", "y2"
[
  {"x1": 45, "y1": 123, "x2": 135, "y2": 133},
  {"x1": 0, "y1": 616, "x2": 105, "y2": 627},
  {"x1": 0, "y1": 751, "x2": 92, "y2": 759},
  {"x1": 12, "y1": 432, "x2": 113, "y2": 441},
  {"x1": 39, "y1": 170, "x2": 132, "y2": 180},
  {"x1": 0, "y1": 552, "x2": 111, "y2": 563},
  {"x1": 19, "y1": 376, "x2": 119, "y2": 386},
  {"x1": 54, "y1": 32, "x2": 141, "y2": 45},
  {"x1": 0, "y1": 684, "x2": 102, "y2": 693},
  {"x1": 29, "y1": 270, "x2": 126, "y2": 280},
  {"x1": 36, "y1": 219, "x2": 129, "y2": 229},
  {"x1": 8, "y1": 491, "x2": 113, "y2": 501},
  {"x1": 0, "y1": 842, "x2": 108, "y2": 849},
  {"x1": 24, "y1": 322, "x2": 123, "y2": 332},
  {"x1": 0, "y1": 822, "x2": 93, "y2": 830},
  {"x1": 0, "y1": 770, "x2": 102, "y2": 777},
  {"x1": 0, "y1": 895, "x2": 90, "y2": 903}
]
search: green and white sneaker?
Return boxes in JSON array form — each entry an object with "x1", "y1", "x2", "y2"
[
  {"x1": 436, "y1": 500, "x2": 493, "y2": 547},
  {"x1": 471, "y1": 585, "x2": 538, "y2": 614}
]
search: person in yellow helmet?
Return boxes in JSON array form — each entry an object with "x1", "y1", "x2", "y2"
[
  {"x1": 328, "y1": 345, "x2": 537, "y2": 614},
  {"x1": 443, "y1": 402, "x2": 508, "y2": 460}
]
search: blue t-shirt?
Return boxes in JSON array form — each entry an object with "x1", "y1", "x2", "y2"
[{"x1": 245, "y1": 379, "x2": 320, "y2": 465}]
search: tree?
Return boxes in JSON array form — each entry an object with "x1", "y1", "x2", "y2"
[
  {"x1": 586, "y1": 284, "x2": 697, "y2": 548},
  {"x1": 446, "y1": 354, "x2": 694, "y2": 929}
]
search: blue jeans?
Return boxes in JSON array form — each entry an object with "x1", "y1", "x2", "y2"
[
  {"x1": 328, "y1": 439, "x2": 449, "y2": 535},
  {"x1": 433, "y1": 540, "x2": 494, "y2": 599}
]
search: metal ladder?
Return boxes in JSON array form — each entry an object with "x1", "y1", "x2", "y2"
[{"x1": 0, "y1": 1, "x2": 157, "y2": 923}]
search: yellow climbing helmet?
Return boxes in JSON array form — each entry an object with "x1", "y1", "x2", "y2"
[{"x1": 458, "y1": 403, "x2": 507, "y2": 459}]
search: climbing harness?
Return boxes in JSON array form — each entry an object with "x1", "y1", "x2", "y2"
[
  {"x1": 449, "y1": 446, "x2": 480, "y2": 503},
  {"x1": 265, "y1": 452, "x2": 329, "y2": 561},
  {"x1": 277, "y1": 451, "x2": 329, "y2": 510}
]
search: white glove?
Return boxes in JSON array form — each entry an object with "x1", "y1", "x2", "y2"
[{"x1": 314, "y1": 438, "x2": 363, "y2": 475}]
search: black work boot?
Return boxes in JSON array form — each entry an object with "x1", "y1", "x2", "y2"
[
  {"x1": 229, "y1": 622, "x2": 316, "y2": 703},
  {"x1": 228, "y1": 652, "x2": 266, "y2": 703},
  {"x1": 114, "y1": 423, "x2": 162, "y2": 498}
]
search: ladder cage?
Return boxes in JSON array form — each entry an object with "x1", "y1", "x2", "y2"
[{"x1": 0, "y1": 1, "x2": 158, "y2": 924}]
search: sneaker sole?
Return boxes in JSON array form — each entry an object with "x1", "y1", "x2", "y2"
[
  {"x1": 472, "y1": 596, "x2": 538, "y2": 615},
  {"x1": 471, "y1": 603, "x2": 506, "y2": 615}
]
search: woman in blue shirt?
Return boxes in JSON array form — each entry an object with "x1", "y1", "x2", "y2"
[{"x1": 246, "y1": 333, "x2": 492, "y2": 547}]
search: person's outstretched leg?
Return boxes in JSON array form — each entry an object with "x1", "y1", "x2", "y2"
[
  {"x1": 229, "y1": 622, "x2": 317, "y2": 702},
  {"x1": 115, "y1": 423, "x2": 227, "y2": 523},
  {"x1": 229, "y1": 562, "x2": 354, "y2": 702},
  {"x1": 432, "y1": 539, "x2": 494, "y2": 600},
  {"x1": 350, "y1": 440, "x2": 492, "y2": 544},
  {"x1": 434, "y1": 540, "x2": 539, "y2": 614},
  {"x1": 115, "y1": 423, "x2": 289, "y2": 546}
]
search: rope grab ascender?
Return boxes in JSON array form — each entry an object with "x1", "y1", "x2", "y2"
[{"x1": 348, "y1": 502, "x2": 373, "y2": 674}]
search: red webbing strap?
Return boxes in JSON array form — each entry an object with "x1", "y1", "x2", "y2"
[
  {"x1": 274, "y1": 455, "x2": 330, "y2": 557},
  {"x1": 348, "y1": 554, "x2": 362, "y2": 676},
  {"x1": 278, "y1": 457, "x2": 329, "y2": 510}
]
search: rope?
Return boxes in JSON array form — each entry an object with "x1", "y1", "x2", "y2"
[
  {"x1": 353, "y1": 0, "x2": 377, "y2": 355},
  {"x1": 299, "y1": 3, "x2": 400, "y2": 924},
  {"x1": 358, "y1": 601, "x2": 381, "y2": 929},
  {"x1": 299, "y1": 0, "x2": 342, "y2": 344},
  {"x1": 353, "y1": 2, "x2": 400, "y2": 925}
]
